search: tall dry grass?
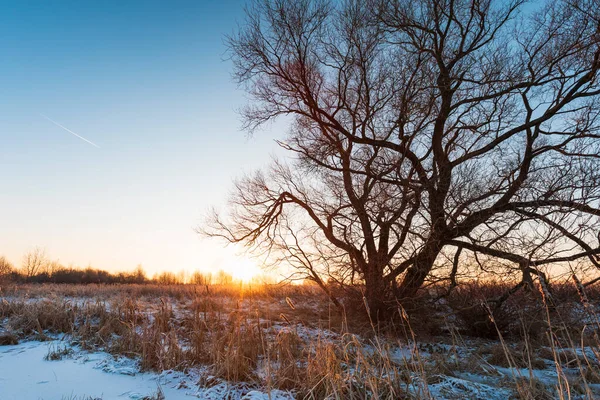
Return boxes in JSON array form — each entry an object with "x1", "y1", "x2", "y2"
[{"x1": 0, "y1": 280, "x2": 598, "y2": 399}]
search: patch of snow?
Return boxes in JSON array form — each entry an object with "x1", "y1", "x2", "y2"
[
  {"x1": 0, "y1": 340, "x2": 186, "y2": 399},
  {"x1": 0, "y1": 339, "x2": 295, "y2": 400},
  {"x1": 241, "y1": 390, "x2": 293, "y2": 399},
  {"x1": 429, "y1": 375, "x2": 513, "y2": 400},
  {"x1": 95, "y1": 355, "x2": 140, "y2": 376}
]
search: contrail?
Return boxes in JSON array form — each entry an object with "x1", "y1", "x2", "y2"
[{"x1": 40, "y1": 114, "x2": 100, "y2": 148}]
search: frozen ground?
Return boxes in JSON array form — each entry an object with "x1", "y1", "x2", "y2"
[
  {"x1": 0, "y1": 340, "x2": 179, "y2": 400},
  {"x1": 1, "y1": 285, "x2": 598, "y2": 399},
  {"x1": 0, "y1": 339, "x2": 292, "y2": 400},
  {"x1": 3, "y1": 336, "x2": 598, "y2": 400}
]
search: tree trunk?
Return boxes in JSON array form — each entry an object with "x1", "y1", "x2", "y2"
[
  {"x1": 397, "y1": 250, "x2": 439, "y2": 299},
  {"x1": 364, "y1": 269, "x2": 390, "y2": 323}
]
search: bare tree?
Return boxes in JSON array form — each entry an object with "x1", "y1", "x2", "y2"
[
  {"x1": 207, "y1": 0, "x2": 600, "y2": 319},
  {"x1": 0, "y1": 256, "x2": 14, "y2": 277},
  {"x1": 21, "y1": 247, "x2": 48, "y2": 278},
  {"x1": 131, "y1": 264, "x2": 147, "y2": 284},
  {"x1": 191, "y1": 270, "x2": 212, "y2": 285}
]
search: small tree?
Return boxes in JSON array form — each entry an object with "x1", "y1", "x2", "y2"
[
  {"x1": 155, "y1": 271, "x2": 181, "y2": 285},
  {"x1": 46, "y1": 260, "x2": 64, "y2": 276},
  {"x1": 0, "y1": 256, "x2": 14, "y2": 277},
  {"x1": 191, "y1": 270, "x2": 212, "y2": 285},
  {"x1": 131, "y1": 264, "x2": 147, "y2": 284},
  {"x1": 215, "y1": 270, "x2": 233, "y2": 286},
  {"x1": 208, "y1": 0, "x2": 600, "y2": 319},
  {"x1": 21, "y1": 247, "x2": 48, "y2": 279}
]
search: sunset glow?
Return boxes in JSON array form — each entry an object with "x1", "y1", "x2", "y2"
[
  {"x1": 228, "y1": 257, "x2": 262, "y2": 282},
  {"x1": 0, "y1": 0, "x2": 282, "y2": 277},
  {"x1": 1, "y1": 2, "x2": 600, "y2": 399}
]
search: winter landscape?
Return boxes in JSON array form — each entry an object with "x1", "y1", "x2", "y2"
[
  {"x1": 3, "y1": 0, "x2": 600, "y2": 398},
  {"x1": 0, "y1": 280, "x2": 599, "y2": 399}
]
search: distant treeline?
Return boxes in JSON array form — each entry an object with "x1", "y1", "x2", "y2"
[
  {"x1": 2, "y1": 267, "x2": 148, "y2": 285},
  {"x1": 0, "y1": 250, "x2": 235, "y2": 285}
]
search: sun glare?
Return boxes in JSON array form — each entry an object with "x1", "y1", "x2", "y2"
[{"x1": 228, "y1": 257, "x2": 262, "y2": 282}]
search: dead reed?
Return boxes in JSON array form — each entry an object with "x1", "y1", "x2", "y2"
[{"x1": 0, "y1": 281, "x2": 598, "y2": 399}]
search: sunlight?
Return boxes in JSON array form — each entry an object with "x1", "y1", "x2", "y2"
[{"x1": 228, "y1": 257, "x2": 262, "y2": 282}]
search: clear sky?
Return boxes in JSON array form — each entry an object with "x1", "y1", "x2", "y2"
[{"x1": 0, "y1": 0, "x2": 283, "y2": 278}]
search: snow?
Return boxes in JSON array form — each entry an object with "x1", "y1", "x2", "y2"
[
  {"x1": 1, "y1": 291, "x2": 598, "y2": 400},
  {"x1": 0, "y1": 340, "x2": 186, "y2": 400},
  {"x1": 1, "y1": 334, "x2": 599, "y2": 400},
  {"x1": 428, "y1": 375, "x2": 513, "y2": 400},
  {"x1": 0, "y1": 340, "x2": 293, "y2": 400}
]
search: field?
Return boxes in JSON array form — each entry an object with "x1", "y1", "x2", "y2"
[{"x1": 0, "y1": 282, "x2": 599, "y2": 399}]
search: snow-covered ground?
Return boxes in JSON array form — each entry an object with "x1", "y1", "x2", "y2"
[
  {"x1": 3, "y1": 336, "x2": 598, "y2": 400},
  {"x1": 0, "y1": 339, "x2": 292, "y2": 400},
  {"x1": 0, "y1": 340, "x2": 180, "y2": 400},
  {"x1": 1, "y1": 286, "x2": 599, "y2": 399}
]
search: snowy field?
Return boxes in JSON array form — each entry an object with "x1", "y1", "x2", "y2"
[
  {"x1": 0, "y1": 339, "x2": 291, "y2": 400},
  {"x1": 2, "y1": 332, "x2": 599, "y2": 399},
  {"x1": 0, "y1": 283, "x2": 599, "y2": 399}
]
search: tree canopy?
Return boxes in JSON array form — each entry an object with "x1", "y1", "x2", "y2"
[{"x1": 208, "y1": 0, "x2": 600, "y2": 319}]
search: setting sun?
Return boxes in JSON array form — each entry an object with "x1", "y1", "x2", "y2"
[{"x1": 226, "y1": 256, "x2": 262, "y2": 282}]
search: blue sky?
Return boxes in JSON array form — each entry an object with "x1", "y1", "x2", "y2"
[{"x1": 0, "y1": 0, "x2": 282, "y2": 277}]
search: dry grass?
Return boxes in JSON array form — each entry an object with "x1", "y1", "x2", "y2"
[
  {"x1": 0, "y1": 281, "x2": 598, "y2": 399},
  {"x1": 45, "y1": 343, "x2": 74, "y2": 360}
]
